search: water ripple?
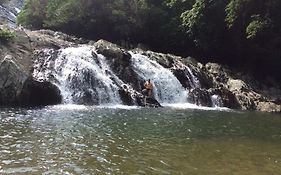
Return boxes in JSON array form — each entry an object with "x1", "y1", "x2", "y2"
[{"x1": 1, "y1": 106, "x2": 281, "y2": 174}]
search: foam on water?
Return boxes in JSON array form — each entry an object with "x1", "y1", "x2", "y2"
[
  {"x1": 96, "y1": 105, "x2": 141, "y2": 110},
  {"x1": 162, "y1": 103, "x2": 230, "y2": 111},
  {"x1": 51, "y1": 104, "x2": 88, "y2": 111},
  {"x1": 48, "y1": 104, "x2": 140, "y2": 111}
]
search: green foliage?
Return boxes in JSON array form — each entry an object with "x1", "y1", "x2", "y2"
[
  {"x1": 246, "y1": 15, "x2": 272, "y2": 39},
  {"x1": 181, "y1": 0, "x2": 205, "y2": 33},
  {"x1": 17, "y1": 0, "x2": 47, "y2": 28},
  {"x1": 16, "y1": 0, "x2": 281, "y2": 80},
  {"x1": 0, "y1": 28, "x2": 15, "y2": 43},
  {"x1": 180, "y1": 0, "x2": 228, "y2": 53},
  {"x1": 44, "y1": 0, "x2": 83, "y2": 28}
]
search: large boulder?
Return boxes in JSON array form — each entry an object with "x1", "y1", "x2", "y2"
[
  {"x1": 256, "y1": 102, "x2": 281, "y2": 113},
  {"x1": 0, "y1": 54, "x2": 61, "y2": 107},
  {"x1": 94, "y1": 39, "x2": 129, "y2": 60},
  {"x1": 187, "y1": 88, "x2": 212, "y2": 107},
  {"x1": 19, "y1": 78, "x2": 62, "y2": 106},
  {"x1": 226, "y1": 78, "x2": 265, "y2": 110},
  {"x1": 0, "y1": 55, "x2": 28, "y2": 105},
  {"x1": 208, "y1": 88, "x2": 240, "y2": 109},
  {"x1": 227, "y1": 79, "x2": 248, "y2": 92}
]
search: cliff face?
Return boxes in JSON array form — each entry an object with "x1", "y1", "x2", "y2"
[
  {"x1": 0, "y1": 25, "x2": 280, "y2": 112},
  {"x1": 0, "y1": 0, "x2": 23, "y2": 27}
]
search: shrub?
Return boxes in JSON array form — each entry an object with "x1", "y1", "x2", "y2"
[{"x1": 0, "y1": 28, "x2": 15, "y2": 43}]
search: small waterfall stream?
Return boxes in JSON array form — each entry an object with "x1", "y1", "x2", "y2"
[
  {"x1": 131, "y1": 53, "x2": 188, "y2": 103},
  {"x1": 33, "y1": 46, "x2": 122, "y2": 105}
]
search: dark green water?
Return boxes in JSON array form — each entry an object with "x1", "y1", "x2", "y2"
[{"x1": 0, "y1": 105, "x2": 281, "y2": 175}]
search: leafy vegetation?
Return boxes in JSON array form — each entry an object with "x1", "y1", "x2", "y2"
[
  {"x1": 0, "y1": 28, "x2": 15, "y2": 43},
  {"x1": 17, "y1": 0, "x2": 281, "y2": 80}
]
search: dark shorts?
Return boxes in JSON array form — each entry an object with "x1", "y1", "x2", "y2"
[{"x1": 142, "y1": 89, "x2": 151, "y2": 96}]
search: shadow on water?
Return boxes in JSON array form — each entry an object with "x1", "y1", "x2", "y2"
[{"x1": 1, "y1": 105, "x2": 281, "y2": 174}]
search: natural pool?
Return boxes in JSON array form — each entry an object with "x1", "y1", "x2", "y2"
[{"x1": 1, "y1": 105, "x2": 281, "y2": 174}]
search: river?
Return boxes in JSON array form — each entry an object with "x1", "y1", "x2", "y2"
[{"x1": 1, "y1": 105, "x2": 281, "y2": 174}]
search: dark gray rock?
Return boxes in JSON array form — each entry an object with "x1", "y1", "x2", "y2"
[
  {"x1": 208, "y1": 88, "x2": 240, "y2": 109},
  {"x1": 19, "y1": 78, "x2": 62, "y2": 106},
  {"x1": 94, "y1": 39, "x2": 127, "y2": 60},
  {"x1": 0, "y1": 55, "x2": 27, "y2": 106},
  {"x1": 118, "y1": 84, "x2": 161, "y2": 107},
  {"x1": 187, "y1": 88, "x2": 212, "y2": 107}
]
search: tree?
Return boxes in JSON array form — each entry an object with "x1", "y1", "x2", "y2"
[
  {"x1": 17, "y1": 0, "x2": 48, "y2": 29},
  {"x1": 180, "y1": 0, "x2": 229, "y2": 59},
  {"x1": 16, "y1": 0, "x2": 281, "y2": 80}
]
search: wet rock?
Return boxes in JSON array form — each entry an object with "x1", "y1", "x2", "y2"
[
  {"x1": 94, "y1": 39, "x2": 129, "y2": 60},
  {"x1": 19, "y1": 78, "x2": 62, "y2": 106},
  {"x1": 143, "y1": 97, "x2": 162, "y2": 108},
  {"x1": 119, "y1": 89, "x2": 134, "y2": 106},
  {"x1": 208, "y1": 88, "x2": 240, "y2": 109},
  {"x1": 187, "y1": 88, "x2": 212, "y2": 107},
  {"x1": 173, "y1": 69, "x2": 192, "y2": 89}
]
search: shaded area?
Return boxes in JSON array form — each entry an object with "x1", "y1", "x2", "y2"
[
  {"x1": 19, "y1": 78, "x2": 62, "y2": 106},
  {"x1": 16, "y1": 0, "x2": 281, "y2": 82}
]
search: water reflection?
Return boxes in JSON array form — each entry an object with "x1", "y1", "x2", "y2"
[{"x1": 0, "y1": 106, "x2": 281, "y2": 174}]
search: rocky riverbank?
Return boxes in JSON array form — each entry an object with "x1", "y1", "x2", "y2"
[{"x1": 0, "y1": 25, "x2": 280, "y2": 112}]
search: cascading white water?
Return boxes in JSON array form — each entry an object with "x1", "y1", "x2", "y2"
[
  {"x1": 185, "y1": 66, "x2": 200, "y2": 89},
  {"x1": 173, "y1": 60, "x2": 201, "y2": 89},
  {"x1": 130, "y1": 53, "x2": 188, "y2": 103},
  {"x1": 33, "y1": 46, "x2": 122, "y2": 105},
  {"x1": 32, "y1": 45, "x2": 225, "y2": 108},
  {"x1": 211, "y1": 94, "x2": 223, "y2": 107}
]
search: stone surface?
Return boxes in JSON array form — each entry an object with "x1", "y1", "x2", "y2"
[
  {"x1": 187, "y1": 88, "x2": 212, "y2": 107},
  {"x1": 0, "y1": 55, "x2": 27, "y2": 105},
  {"x1": 257, "y1": 102, "x2": 281, "y2": 113},
  {"x1": 19, "y1": 78, "x2": 62, "y2": 106},
  {"x1": 227, "y1": 79, "x2": 248, "y2": 92}
]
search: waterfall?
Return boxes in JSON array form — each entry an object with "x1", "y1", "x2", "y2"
[
  {"x1": 173, "y1": 60, "x2": 201, "y2": 89},
  {"x1": 33, "y1": 46, "x2": 122, "y2": 105},
  {"x1": 32, "y1": 45, "x2": 225, "y2": 108},
  {"x1": 211, "y1": 95, "x2": 223, "y2": 107},
  {"x1": 130, "y1": 53, "x2": 188, "y2": 104},
  {"x1": 185, "y1": 66, "x2": 200, "y2": 89}
]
